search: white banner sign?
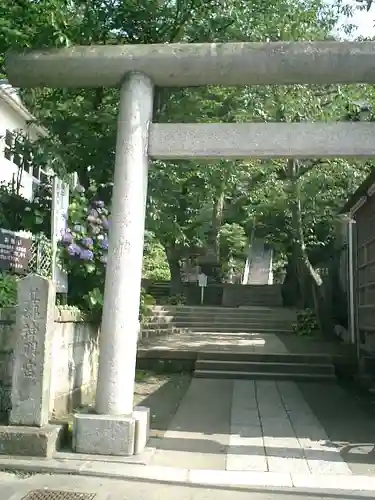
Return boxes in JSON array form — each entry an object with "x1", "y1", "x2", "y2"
[
  {"x1": 51, "y1": 177, "x2": 69, "y2": 293},
  {"x1": 198, "y1": 273, "x2": 207, "y2": 287}
]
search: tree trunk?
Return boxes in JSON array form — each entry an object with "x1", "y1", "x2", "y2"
[
  {"x1": 207, "y1": 188, "x2": 225, "y2": 264},
  {"x1": 282, "y1": 251, "x2": 301, "y2": 307},
  {"x1": 164, "y1": 244, "x2": 182, "y2": 295},
  {"x1": 287, "y1": 159, "x2": 333, "y2": 337}
]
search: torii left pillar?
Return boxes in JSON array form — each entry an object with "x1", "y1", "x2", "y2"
[{"x1": 73, "y1": 72, "x2": 153, "y2": 456}]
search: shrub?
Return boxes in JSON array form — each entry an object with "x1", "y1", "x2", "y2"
[
  {"x1": 0, "y1": 273, "x2": 17, "y2": 307},
  {"x1": 161, "y1": 293, "x2": 187, "y2": 306},
  {"x1": 292, "y1": 308, "x2": 319, "y2": 336},
  {"x1": 60, "y1": 184, "x2": 154, "y2": 323}
]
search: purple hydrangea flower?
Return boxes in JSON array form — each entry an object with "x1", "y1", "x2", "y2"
[
  {"x1": 92, "y1": 200, "x2": 105, "y2": 208},
  {"x1": 101, "y1": 238, "x2": 109, "y2": 250},
  {"x1": 67, "y1": 243, "x2": 82, "y2": 257},
  {"x1": 80, "y1": 249, "x2": 94, "y2": 261},
  {"x1": 81, "y1": 237, "x2": 93, "y2": 249},
  {"x1": 90, "y1": 225, "x2": 101, "y2": 235},
  {"x1": 88, "y1": 208, "x2": 99, "y2": 218},
  {"x1": 61, "y1": 231, "x2": 73, "y2": 244},
  {"x1": 73, "y1": 224, "x2": 84, "y2": 233}
]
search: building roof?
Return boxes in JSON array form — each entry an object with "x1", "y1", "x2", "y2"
[
  {"x1": 340, "y1": 168, "x2": 375, "y2": 213},
  {"x1": 0, "y1": 79, "x2": 47, "y2": 137}
]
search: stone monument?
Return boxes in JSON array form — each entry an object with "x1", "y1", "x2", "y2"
[{"x1": 0, "y1": 275, "x2": 63, "y2": 457}]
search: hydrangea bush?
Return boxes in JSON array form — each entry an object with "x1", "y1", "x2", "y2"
[{"x1": 60, "y1": 184, "x2": 154, "y2": 323}]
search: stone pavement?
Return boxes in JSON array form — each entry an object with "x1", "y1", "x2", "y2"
[
  {"x1": 228, "y1": 379, "x2": 350, "y2": 475},
  {"x1": 1, "y1": 375, "x2": 375, "y2": 492},
  {"x1": 0, "y1": 331, "x2": 375, "y2": 493},
  {"x1": 148, "y1": 377, "x2": 352, "y2": 475},
  {"x1": 3, "y1": 473, "x2": 375, "y2": 500},
  {"x1": 140, "y1": 330, "x2": 375, "y2": 484},
  {"x1": 141, "y1": 330, "x2": 289, "y2": 353}
]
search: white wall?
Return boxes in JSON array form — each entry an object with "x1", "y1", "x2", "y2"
[{"x1": 0, "y1": 90, "x2": 40, "y2": 201}]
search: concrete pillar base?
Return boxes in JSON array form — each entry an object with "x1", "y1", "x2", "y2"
[{"x1": 73, "y1": 406, "x2": 150, "y2": 456}]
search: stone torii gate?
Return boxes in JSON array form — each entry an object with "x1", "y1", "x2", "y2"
[{"x1": 6, "y1": 41, "x2": 375, "y2": 456}]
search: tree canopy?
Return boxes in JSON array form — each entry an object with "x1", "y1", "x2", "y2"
[{"x1": 0, "y1": 0, "x2": 374, "y2": 326}]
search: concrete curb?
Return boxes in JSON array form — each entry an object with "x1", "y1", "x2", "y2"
[{"x1": 1, "y1": 457, "x2": 375, "y2": 492}]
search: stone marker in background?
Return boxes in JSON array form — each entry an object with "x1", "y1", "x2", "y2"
[{"x1": 10, "y1": 274, "x2": 55, "y2": 427}]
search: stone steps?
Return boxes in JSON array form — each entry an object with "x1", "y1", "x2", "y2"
[
  {"x1": 172, "y1": 318, "x2": 294, "y2": 327},
  {"x1": 143, "y1": 304, "x2": 297, "y2": 338},
  {"x1": 152, "y1": 305, "x2": 292, "y2": 313},
  {"x1": 199, "y1": 351, "x2": 331, "y2": 363},
  {"x1": 140, "y1": 327, "x2": 293, "y2": 338},
  {"x1": 148, "y1": 312, "x2": 296, "y2": 322},
  {"x1": 193, "y1": 352, "x2": 336, "y2": 381},
  {"x1": 193, "y1": 370, "x2": 335, "y2": 381},
  {"x1": 149, "y1": 306, "x2": 297, "y2": 322},
  {"x1": 166, "y1": 325, "x2": 293, "y2": 333},
  {"x1": 195, "y1": 360, "x2": 334, "y2": 376}
]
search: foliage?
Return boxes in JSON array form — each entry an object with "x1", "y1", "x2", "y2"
[
  {"x1": 219, "y1": 223, "x2": 247, "y2": 281},
  {"x1": 244, "y1": 84, "x2": 374, "y2": 321},
  {"x1": 143, "y1": 232, "x2": 171, "y2": 281},
  {"x1": 1, "y1": 0, "x2": 373, "y2": 322},
  {"x1": 140, "y1": 289, "x2": 156, "y2": 319},
  {"x1": 60, "y1": 185, "x2": 155, "y2": 322},
  {"x1": 59, "y1": 183, "x2": 108, "y2": 322},
  {"x1": 0, "y1": 178, "x2": 52, "y2": 238},
  {"x1": 1, "y1": 0, "x2": 352, "y2": 277},
  {"x1": 0, "y1": 273, "x2": 17, "y2": 307},
  {"x1": 356, "y1": 0, "x2": 372, "y2": 12},
  {"x1": 292, "y1": 308, "x2": 320, "y2": 336},
  {"x1": 160, "y1": 294, "x2": 187, "y2": 306}
]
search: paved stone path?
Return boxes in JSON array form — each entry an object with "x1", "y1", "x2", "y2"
[
  {"x1": 144, "y1": 331, "x2": 363, "y2": 475},
  {"x1": 140, "y1": 329, "x2": 375, "y2": 477},
  {"x1": 228, "y1": 380, "x2": 351, "y2": 475},
  {"x1": 141, "y1": 331, "x2": 288, "y2": 353},
  {"x1": 149, "y1": 376, "x2": 353, "y2": 475}
]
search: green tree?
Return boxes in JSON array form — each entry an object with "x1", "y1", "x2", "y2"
[
  {"x1": 244, "y1": 57, "x2": 365, "y2": 308},
  {"x1": 1, "y1": 0, "x2": 367, "y2": 314}
]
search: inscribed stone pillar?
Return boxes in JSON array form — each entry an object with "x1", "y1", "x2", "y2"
[{"x1": 10, "y1": 275, "x2": 55, "y2": 427}]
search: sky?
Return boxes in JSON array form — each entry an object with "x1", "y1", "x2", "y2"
[{"x1": 335, "y1": 0, "x2": 375, "y2": 38}]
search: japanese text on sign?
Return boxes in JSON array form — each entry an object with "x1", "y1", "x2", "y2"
[
  {"x1": 0, "y1": 228, "x2": 31, "y2": 274},
  {"x1": 21, "y1": 287, "x2": 41, "y2": 380}
]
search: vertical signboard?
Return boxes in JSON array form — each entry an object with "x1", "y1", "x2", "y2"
[
  {"x1": 198, "y1": 272, "x2": 207, "y2": 305},
  {"x1": 51, "y1": 176, "x2": 69, "y2": 293}
]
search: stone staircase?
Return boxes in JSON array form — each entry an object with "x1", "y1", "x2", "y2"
[
  {"x1": 144, "y1": 305, "x2": 296, "y2": 335},
  {"x1": 245, "y1": 237, "x2": 273, "y2": 285},
  {"x1": 141, "y1": 305, "x2": 336, "y2": 382},
  {"x1": 193, "y1": 351, "x2": 336, "y2": 381}
]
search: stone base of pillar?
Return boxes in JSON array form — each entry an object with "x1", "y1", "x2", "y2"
[
  {"x1": 73, "y1": 406, "x2": 150, "y2": 456},
  {"x1": 0, "y1": 424, "x2": 64, "y2": 457}
]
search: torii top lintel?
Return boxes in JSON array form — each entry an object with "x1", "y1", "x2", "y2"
[{"x1": 5, "y1": 41, "x2": 375, "y2": 88}]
